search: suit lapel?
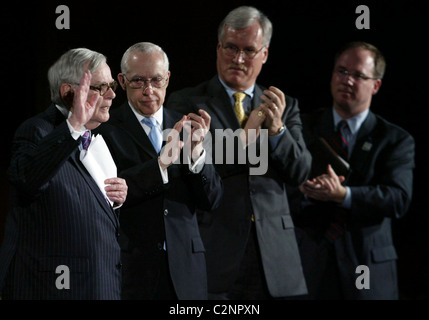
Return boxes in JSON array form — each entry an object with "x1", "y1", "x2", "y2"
[
  {"x1": 251, "y1": 85, "x2": 264, "y2": 111},
  {"x1": 162, "y1": 107, "x2": 175, "y2": 129},
  {"x1": 69, "y1": 149, "x2": 119, "y2": 227},
  {"x1": 317, "y1": 109, "x2": 338, "y2": 150},
  {"x1": 348, "y1": 111, "x2": 377, "y2": 179},
  {"x1": 193, "y1": 77, "x2": 241, "y2": 130},
  {"x1": 118, "y1": 103, "x2": 158, "y2": 158},
  {"x1": 317, "y1": 109, "x2": 378, "y2": 184}
]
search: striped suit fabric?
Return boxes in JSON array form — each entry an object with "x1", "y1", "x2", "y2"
[{"x1": 0, "y1": 104, "x2": 122, "y2": 300}]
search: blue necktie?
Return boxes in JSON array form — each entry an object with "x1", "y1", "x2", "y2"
[{"x1": 141, "y1": 117, "x2": 162, "y2": 154}]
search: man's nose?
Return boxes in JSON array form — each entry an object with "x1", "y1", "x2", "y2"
[
  {"x1": 342, "y1": 73, "x2": 354, "y2": 86},
  {"x1": 104, "y1": 87, "x2": 116, "y2": 99},
  {"x1": 142, "y1": 82, "x2": 154, "y2": 95},
  {"x1": 232, "y1": 50, "x2": 246, "y2": 64}
]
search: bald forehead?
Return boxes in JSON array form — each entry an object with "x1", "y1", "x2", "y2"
[{"x1": 128, "y1": 51, "x2": 168, "y2": 76}]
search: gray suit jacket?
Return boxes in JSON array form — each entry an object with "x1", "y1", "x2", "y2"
[
  {"x1": 166, "y1": 76, "x2": 311, "y2": 297},
  {"x1": 295, "y1": 107, "x2": 415, "y2": 299},
  {"x1": 0, "y1": 104, "x2": 121, "y2": 300}
]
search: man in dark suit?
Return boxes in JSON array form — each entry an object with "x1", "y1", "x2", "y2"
[
  {"x1": 96, "y1": 42, "x2": 223, "y2": 300},
  {"x1": 166, "y1": 6, "x2": 311, "y2": 299},
  {"x1": 0, "y1": 48, "x2": 128, "y2": 299},
  {"x1": 294, "y1": 41, "x2": 415, "y2": 299}
]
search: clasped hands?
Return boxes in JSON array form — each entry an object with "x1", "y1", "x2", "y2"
[
  {"x1": 158, "y1": 109, "x2": 211, "y2": 170},
  {"x1": 241, "y1": 86, "x2": 286, "y2": 146},
  {"x1": 299, "y1": 164, "x2": 347, "y2": 204}
]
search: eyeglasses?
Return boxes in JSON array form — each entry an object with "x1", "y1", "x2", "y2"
[
  {"x1": 89, "y1": 81, "x2": 118, "y2": 96},
  {"x1": 334, "y1": 68, "x2": 377, "y2": 81},
  {"x1": 123, "y1": 74, "x2": 169, "y2": 89},
  {"x1": 221, "y1": 43, "x2": 265, "y2": 60}
]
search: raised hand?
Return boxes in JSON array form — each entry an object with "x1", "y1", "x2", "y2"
[
  {"x1": 186, "y1": 109, "x2": 211, "y2": 161},
  {"x1": 68, "y1": 70, "x2": 101, "y2": 131},
  {"x1": 259, "y1": 86, "x2": 286, "y2": 136},
  {"x1": 158, "y1": 115, "x2": 186, "y2": 170},
  {"x1": 241, "y1": 105, "x2": 266, "y2": 146}
]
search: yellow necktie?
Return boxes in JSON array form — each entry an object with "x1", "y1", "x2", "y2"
[{"x1": 233, "y1": 92, "x2": 247, "y2": 127}]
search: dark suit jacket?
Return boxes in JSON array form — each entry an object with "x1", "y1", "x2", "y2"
[
  {"x1": 95, "y1": 102, "x2": 223, "y2": 300},
  {"x1": 166, "y1": 76, "x2": 311, "y2": 298},
  {"x1": 0, "y1": 104, "x2": 121, "y2": 300},
  {"x1": 294, "y1": 107, "x2": 415, "y2": 299}
]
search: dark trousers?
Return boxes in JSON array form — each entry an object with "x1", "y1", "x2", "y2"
[
  {"x1": 295, "y1": 227, "x2": 343, "y2": 299},
  {"x1": 226, "y1": 223, "x2": 272, "y2": 300},
  {"x1": 121, "y1": 247, "x2": 177, "y2": 300}
]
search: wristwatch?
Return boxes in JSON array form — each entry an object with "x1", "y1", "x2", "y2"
[{"x1": 269, "y1": 125, "x2": 285, "y2": 136}]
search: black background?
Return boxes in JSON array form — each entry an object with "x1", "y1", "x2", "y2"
[{"x1": 1, "y1": 0, "x2": 427, "y2": 300}]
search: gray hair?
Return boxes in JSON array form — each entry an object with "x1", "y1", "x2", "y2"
[
  {"x1": 120, "y1": 42, "x2": 169, "y2": 74},
  {"x1": 218, "y1": 6, "x2": 273, "y2": 47},
  {"x1": 48, "y1": 48, "x2": 107, "y2": 107}
]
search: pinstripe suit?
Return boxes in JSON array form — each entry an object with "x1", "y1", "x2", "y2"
[{"x1": 0, "y1": 104, "x2": 122, "y2": 300}]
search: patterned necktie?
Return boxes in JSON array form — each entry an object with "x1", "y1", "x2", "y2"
[
  {"x1": 329, "y1": 120, "x2": 350, "y2": 160},
  {"x1": 325, "y1": 120, "x2": 350, "y2": 242},
  {"x1": 81, "y1": 131, "x2": 91, "y2": 150},
  {"x1": 141, "y1": 117, "x2": 162, "y2": 154},
  {"x1": 337, "y1": 120, "x2": 350, "y2": 158},
  {"x1": 233, "y1": 92, "x2": 247, "y2": 127}
]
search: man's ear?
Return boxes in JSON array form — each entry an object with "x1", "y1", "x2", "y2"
[
  {"x1": 117, "y1": 73, "x2": 126, "y2": 90},
  {"x1": 372, "y1": 79, "x2": 382, "y2": 95},
  {"x1": 60, "y1": 83, "x2": 74, "y2": 108},
  {"x1": 60, "y1": 83, "x2": 73, "y2": 98},
  {"x1": 262, "y1": 46, "x2": 269, "y2": 64}
]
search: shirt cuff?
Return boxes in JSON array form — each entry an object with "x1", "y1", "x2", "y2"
[
  {"x1": 113, "y1": 203, "x2": 123, "y2": 210},
  {"x1": 157, "y1": 158, "x2": 169, "y2": 184},
  {"x1": 66, "y1": 119, "x2": 85, "y2": 140},
  {"x1": 340, "y1": 186, "x2": 352, "y2": 209},
  {"x1": 188, "y1": 149, "x2": 206, "y2": 174},
  {"x1": 268, "y1": 125, "x2": 286, "y2": 150}
]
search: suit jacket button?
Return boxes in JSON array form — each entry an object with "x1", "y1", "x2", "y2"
[
  {"x1": 157, "y1": 242, "x2": 163, "y2": 250},
  {"x1": 116, "y1": 263, "x2": 122, "y2": 270},
  {"x1": 164, "y1": 209, "x2": 168, "y2": 216}
]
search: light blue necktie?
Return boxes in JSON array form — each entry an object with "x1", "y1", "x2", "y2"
[{"x1": 141, "y1": 117, "x2": 162, "y2": 154}]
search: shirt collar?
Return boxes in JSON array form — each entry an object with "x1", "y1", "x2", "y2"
[
  {"x1": 55, "y1": 104, "x2": 87, "y2": 133},
  {"x1": 218, "y1": 76, "x2": 255, "y2": 101},
  {"x1": 332, "y1": 107, "x2": 369, "y2": 135},
  {"x1": 128, "y1": 102, "x2": 163, "y2": 127},
  {"x1": 55, "y1": 104, "x2": 69, "y2": 118}
]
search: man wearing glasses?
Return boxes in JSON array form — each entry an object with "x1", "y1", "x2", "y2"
[
  {"x1": 166, "y1": 6, "x2": 311, "y2": 299},
  {"x1": 0, "y1": 48, "x2": 128, "y2": 299},
  {"x1": 294, "y1": 41, "x2": 415, "y2": 299},
  {"x1": 96, "y1": 42, "x2": 223, "y2": 300}
]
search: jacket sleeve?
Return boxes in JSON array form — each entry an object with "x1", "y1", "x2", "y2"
[
  {"x1": 8, "y1": 119, "x2": 79, "y2": 200},
  {"x1": 350, "y1": 132, "x2": 415, "y2": 222},
  {"x1": 269, "y1": 96, "x2": 312, "y2": 186}
]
